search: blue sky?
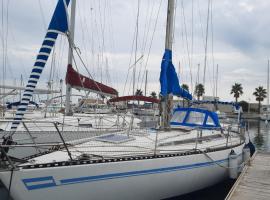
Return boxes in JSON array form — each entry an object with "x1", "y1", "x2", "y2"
[{"x1": 0, "y1": 0, "x2": 269, "y2": 103}]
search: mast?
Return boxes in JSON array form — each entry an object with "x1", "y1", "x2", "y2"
[
  {"x1": 65, "y1": 0, "x2": 76, "y2": 116},
  {"x1": 133, "y1": 0, "x2": 140, "y2": 96},
  {"x1": 215, "y1": 64, "x2": 218, "y2": 98},
  {"x1": 162, "y1": 0, "x2": 175, "y2": 129},
  {"x1": 144, "y1": 70, "x2": 148, "y2": 96},
  {"x1": 165, "y1": 0, "x2": 174, "y2": 51},
  {"x1": 196, "y1": 63, "x2": 200, "y2": 85},
  {"x1": 267, "y1": 59, "x2": 269, "y2": 106}
]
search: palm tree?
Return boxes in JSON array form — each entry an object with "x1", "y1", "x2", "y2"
[
  {"x1": 194, "y1": 83, "x2": 205, "y2": 100},
  {"x1": 135, "y1": 89, "x2": 143, "y2": 105},
  {"x1": 230, "y1": 83, "x2": 243, "y2": 103},
  {"x1": 149, "y1": 91, "x2": 157, "y2": 108},
  {"x1": 253, "y1": 86, "x2": 267, "y2": 114},
  {"x1": 150, "y1": 91, "x2": 157, "y2": 99},
  {"x1": 181, "y1": 84, "x2": 189, "y2": 92},
  {"x1": 135, "y1": 89, "x2": 143, "y2": 96}
]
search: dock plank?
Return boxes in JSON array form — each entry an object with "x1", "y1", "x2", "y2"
[{"x1": 226, "y1": 152, "x2": 270, "y2": 200}]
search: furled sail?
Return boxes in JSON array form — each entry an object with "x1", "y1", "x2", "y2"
[
  {"x1": 10, "y1": 0, "x2": 70, "y2": 131},
  {"x1": 66, "y1": 65, "x2": 118, "y2": 97},
  {"x1": 159, "y1": 49, "x2": 192, "y2": 100},
  {"x1": 108, "y1": 95, "x2": 159, "y2": 103}
]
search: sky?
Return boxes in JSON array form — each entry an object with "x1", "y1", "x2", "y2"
[{"x1": 0, "y1": 0, "x2": 270, "y2": 103}]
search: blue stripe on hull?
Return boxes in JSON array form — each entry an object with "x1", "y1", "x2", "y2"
[
  {"x1": 23, "y1": 176, "x2": 57, "y2": 190},
  {"x1": 22, "y1": 158, "x2": 228, "y2": 190}
]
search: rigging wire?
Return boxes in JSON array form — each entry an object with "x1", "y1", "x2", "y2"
[
  {"x1": 123, "y1": 6, "x2": 138, "y2": 96},
  {"x1": 1, "y1": 0, "x2": 3, "y2": 105},
  {"x1": 138, "y1": 0, "x2": 163, "y2": 92},
  {"x1": 38, "y1": 0, "x2": 47, "y2": 31},
  {"x1": 191, "y1": 0, "x2": 194, "y2": 87},
  {"x1": 1, "y1": 0, "x2": 10, "y2": 115},
  {"x1": 180, "y1": 0, "x2": 193, "y2": 92},
  {"x1": 77, "y1": 2, "x2": 90, "y2": 73},
  {"x1": 136, "y1": 0, "x2": 155, "y2": 91},
  {"x1": 133, "y1": 0, "x2": 140, "y2": 95},
  {"x1": 203, "y1": 0, "x2": 211, "y2": 86},
  {"x1": 88, "y1": 2, "x2": 96, "y2": 77},
  {"x1": 68, "y1": 36, "x2": 126, "y2": 118},
  {"x1": 106, "y1": 0, "x2": 118, "y2": 88},
  {"x1": 140, "y1": 0, "x2": 152, "y2": 54},
  {"x1": 67, "y1": 33, "x2": 108, "y2": 101},
  {"x1": 210, "y1": 0, "x2": 216, "y2": 97},
  {"x1": 93, "y1": 0, "x2": 102, "y2": 82}
]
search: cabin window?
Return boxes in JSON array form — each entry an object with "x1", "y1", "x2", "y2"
[
  {"x1": 206, "y1": 116, "x2": 215, "y2": 125},
  {"x1": 186, "y1": 112, "x2": 205, "y2": 125},
  {"x1": 171, "y1": 111, "x2": 186, "y2": 123}
]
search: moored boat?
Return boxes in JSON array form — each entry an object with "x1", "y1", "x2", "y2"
[{"x1": 0, "y1": 1, "x2": 253, "y2": 200}]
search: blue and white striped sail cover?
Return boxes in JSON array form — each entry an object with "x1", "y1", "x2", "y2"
[
  {"x1": 10, "y1": 0, "x2": 70, "y2": 131},
  {"x1": 159, "y1": 49, "x2": 192, "y2": 100}
]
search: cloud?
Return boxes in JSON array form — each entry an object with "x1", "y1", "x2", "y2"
[{"x1": 1, "y1": 0, "x2": 269, "y2": 103}]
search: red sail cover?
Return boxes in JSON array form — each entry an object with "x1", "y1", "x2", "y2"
[
  {"x1": 65, "y1": 64, "x2": 118, "y2": 97},
  {"x1": 109, "y1": 95, "x2": 159, "y2": 103}
]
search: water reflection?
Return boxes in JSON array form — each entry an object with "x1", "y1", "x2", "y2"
[
  {"x1": 254, "y1": 120, "x2": 264, "y2": 148},
  {"x1": 248, "y1": 119, "x2": 270, "y2": 152}
]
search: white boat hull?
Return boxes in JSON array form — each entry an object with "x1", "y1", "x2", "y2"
[{"x1": 0, "y1": 144, "x2": 244, "y2": 200}]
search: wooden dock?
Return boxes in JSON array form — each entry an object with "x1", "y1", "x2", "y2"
[{"x1": 226, "y1": 152, "x2": 270, "y2": 200}]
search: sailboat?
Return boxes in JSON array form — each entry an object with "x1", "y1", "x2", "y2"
[
  {"x1": 0, "y1": 1, "x2": 252, "y2": 199},
  {"x1": 260, "y1": 60, "x2": 270, "y2": 122}
]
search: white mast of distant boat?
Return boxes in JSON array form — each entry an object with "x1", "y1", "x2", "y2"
[
  {"x1": 265, "y1": 59, "x2": 269, "y2": 123},
  {"x1": 161, "y1": 0, "x2": 175, "y2": 129},
  {"x1": 266, "y1": 59, "x2": 269, "y2": 123},
  {"x1": 65, "y1": 0, "x2": 76, "y2": 116}
]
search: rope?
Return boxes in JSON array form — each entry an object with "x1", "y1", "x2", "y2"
[
  {"x1": 201, "y1": 150, "x2": 250, "y2": 170},
  {"x1": 202, "y1": 150, "x2": 229, "y2": 169}
]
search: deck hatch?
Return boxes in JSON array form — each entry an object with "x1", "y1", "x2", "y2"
[{"x1": 95, "y1": 134, "x2": 134, "y2": 143}]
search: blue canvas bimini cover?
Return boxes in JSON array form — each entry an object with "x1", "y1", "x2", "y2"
[
  {"x1": 170, "y1": 107, "x2": 221, "y2": 129},
  {"x1": 159, "y1": 49, "x2": 192, "y2": 100}
]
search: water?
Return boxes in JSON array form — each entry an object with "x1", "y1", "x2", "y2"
[
  {"x1": 168, "y1": 179, "x2": 236, "y2": 200},
  {"x1": 247, "y1": 120, "x2": 270, "y2": 152},
  {"x1": 1, "y1": 119, "x2": 269, "y2": 200}
]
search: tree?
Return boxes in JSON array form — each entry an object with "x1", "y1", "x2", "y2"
[
  {"x1": 230, "y1": 83, "x2": 243, "y2": 103},
  {"x1": 194, "y1": 83, "x2": 205, "y2": 100},
  {"x1": 238, "y1": 101, "x2": 249, "y2": 112},
  {"x1": 150, "y1": 91, "x2": 157, "y2": 99},
  {"x1": 181, "y1": 84, "x2": 189, "y2": 92},
  {"x1": 135, "y1": 89, "x2": 143, "y2": 105},
  {"x1": 135, "y1": 89, "x2": 143, "y2": 96},
  {"x1": 253, "y1": 86, "x2": 267, "y2": 114}
]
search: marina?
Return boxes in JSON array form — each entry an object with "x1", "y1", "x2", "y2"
[{"x1": 226, "y1": 152, "x2": 270, "y2": 200}]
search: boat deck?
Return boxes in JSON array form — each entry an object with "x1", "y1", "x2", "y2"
[
  {"x1": 18, "y1": 129, "x2": 242, "y2": 166},
  {"x1": 226, "y1": 152, "x2": 270, "y2": 200}
]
